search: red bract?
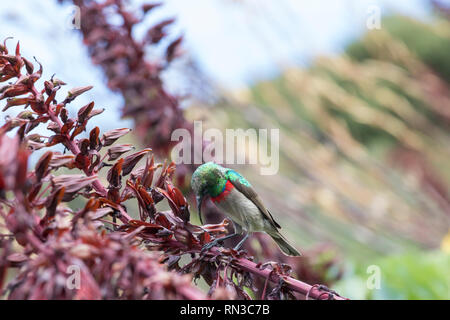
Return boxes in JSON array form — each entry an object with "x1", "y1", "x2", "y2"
[{"x1": 0, "y1": 39, "x2": 345, "y2": 300}]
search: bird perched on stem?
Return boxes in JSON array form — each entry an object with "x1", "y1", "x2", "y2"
[{"x1": 191, "y1": 162, "x2": 301, "y2": 256}]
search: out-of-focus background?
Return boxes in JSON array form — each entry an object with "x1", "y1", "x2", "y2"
[{"x1": 1, "y1": 0, "x2": 450, "y2": 299}]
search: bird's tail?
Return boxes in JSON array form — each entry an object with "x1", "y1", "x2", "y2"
[{"x1": 269, "y1": 232, "x2": 301, "y2": 256}]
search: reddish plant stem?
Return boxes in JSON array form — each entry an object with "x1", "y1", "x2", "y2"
[
  {"x1": 261, "y1": 273, "x2": 270, "y2": 300},
  {"x1": 201, "y1": 245, "x2": 345, "y2": 300},
  {"x1": 146, "y1": 234, "x2": 347, "y2": 300},
  {"x1": 233, "y1": 257, "x2": 346, "y2": 300}
]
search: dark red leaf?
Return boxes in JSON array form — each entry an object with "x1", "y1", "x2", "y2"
[
  {"x1": 107, "y1": 158, "x2": 123, "y2": 188},
  {"x1": 89, "y1": 127, "x2": 100, "y2": 150},
  {"x1": 102, "y1": 128, "x2": 131, "y2": 146},
  {"x1": 78, "y1": 101, "x2": 94, "y2": 123},
  {"x1": 107, "y1": 144, "x2": 134, "y2": 161},
  {"x1": 122, "y1": 149, "x2": 152, "y2": 176},
  {"x1": 35, "y1": 151, "x2": 52, "y2": 180}
]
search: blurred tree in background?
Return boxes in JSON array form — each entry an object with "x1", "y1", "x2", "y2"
[{"x1": 186, "y1": 13, "x2": 450, "y2": 299}]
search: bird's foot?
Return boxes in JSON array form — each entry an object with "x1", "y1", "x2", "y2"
[
  {"x1": 232, "y1": 244, "x2": 246, "y2": 252},
  {"x1": 306, "y1": 284, "x2": 340, "y2": 300},
  {"x1": 201, "y1": 238, "x2": 224, "y2": 253}
]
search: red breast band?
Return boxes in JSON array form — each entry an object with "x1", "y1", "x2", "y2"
[{"x1": 211, "y1": 180, "x2": 234, "y2": 203}]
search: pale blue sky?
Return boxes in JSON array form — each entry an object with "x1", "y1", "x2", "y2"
[
  {"x1": 157, "y1": 0, "x2": 431, "y2": 87},
  {"x1": 0, "y1": 0, "x2": 432, "y2": 130}
]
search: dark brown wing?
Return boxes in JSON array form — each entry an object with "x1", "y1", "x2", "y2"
[{"x1": 228, "y1": 175, "x2": 281, "y2": 229}]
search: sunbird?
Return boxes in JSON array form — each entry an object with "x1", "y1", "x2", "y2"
[{"x1": 191, "y1": 162, "x2": 301, "y2": 256}]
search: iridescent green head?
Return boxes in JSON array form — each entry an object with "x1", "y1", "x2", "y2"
[
  {"x1": 191, "y1": 162, "x2": 227, "y2": 197},
  {"x1": 191, "y1": 162, "x2": 227, "y2": 224}
]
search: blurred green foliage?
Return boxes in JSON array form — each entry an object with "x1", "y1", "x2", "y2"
[
  {"x1": 348, "y1": 15, "x2": 450, "y2": 84},
  {"x1": 335, "y1": 250, "x2": 450, "y2": 300}
]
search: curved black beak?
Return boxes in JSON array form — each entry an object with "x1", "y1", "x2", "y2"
[{"x1": 196, "y1": 195, "x2": 204, "y2": 225}]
